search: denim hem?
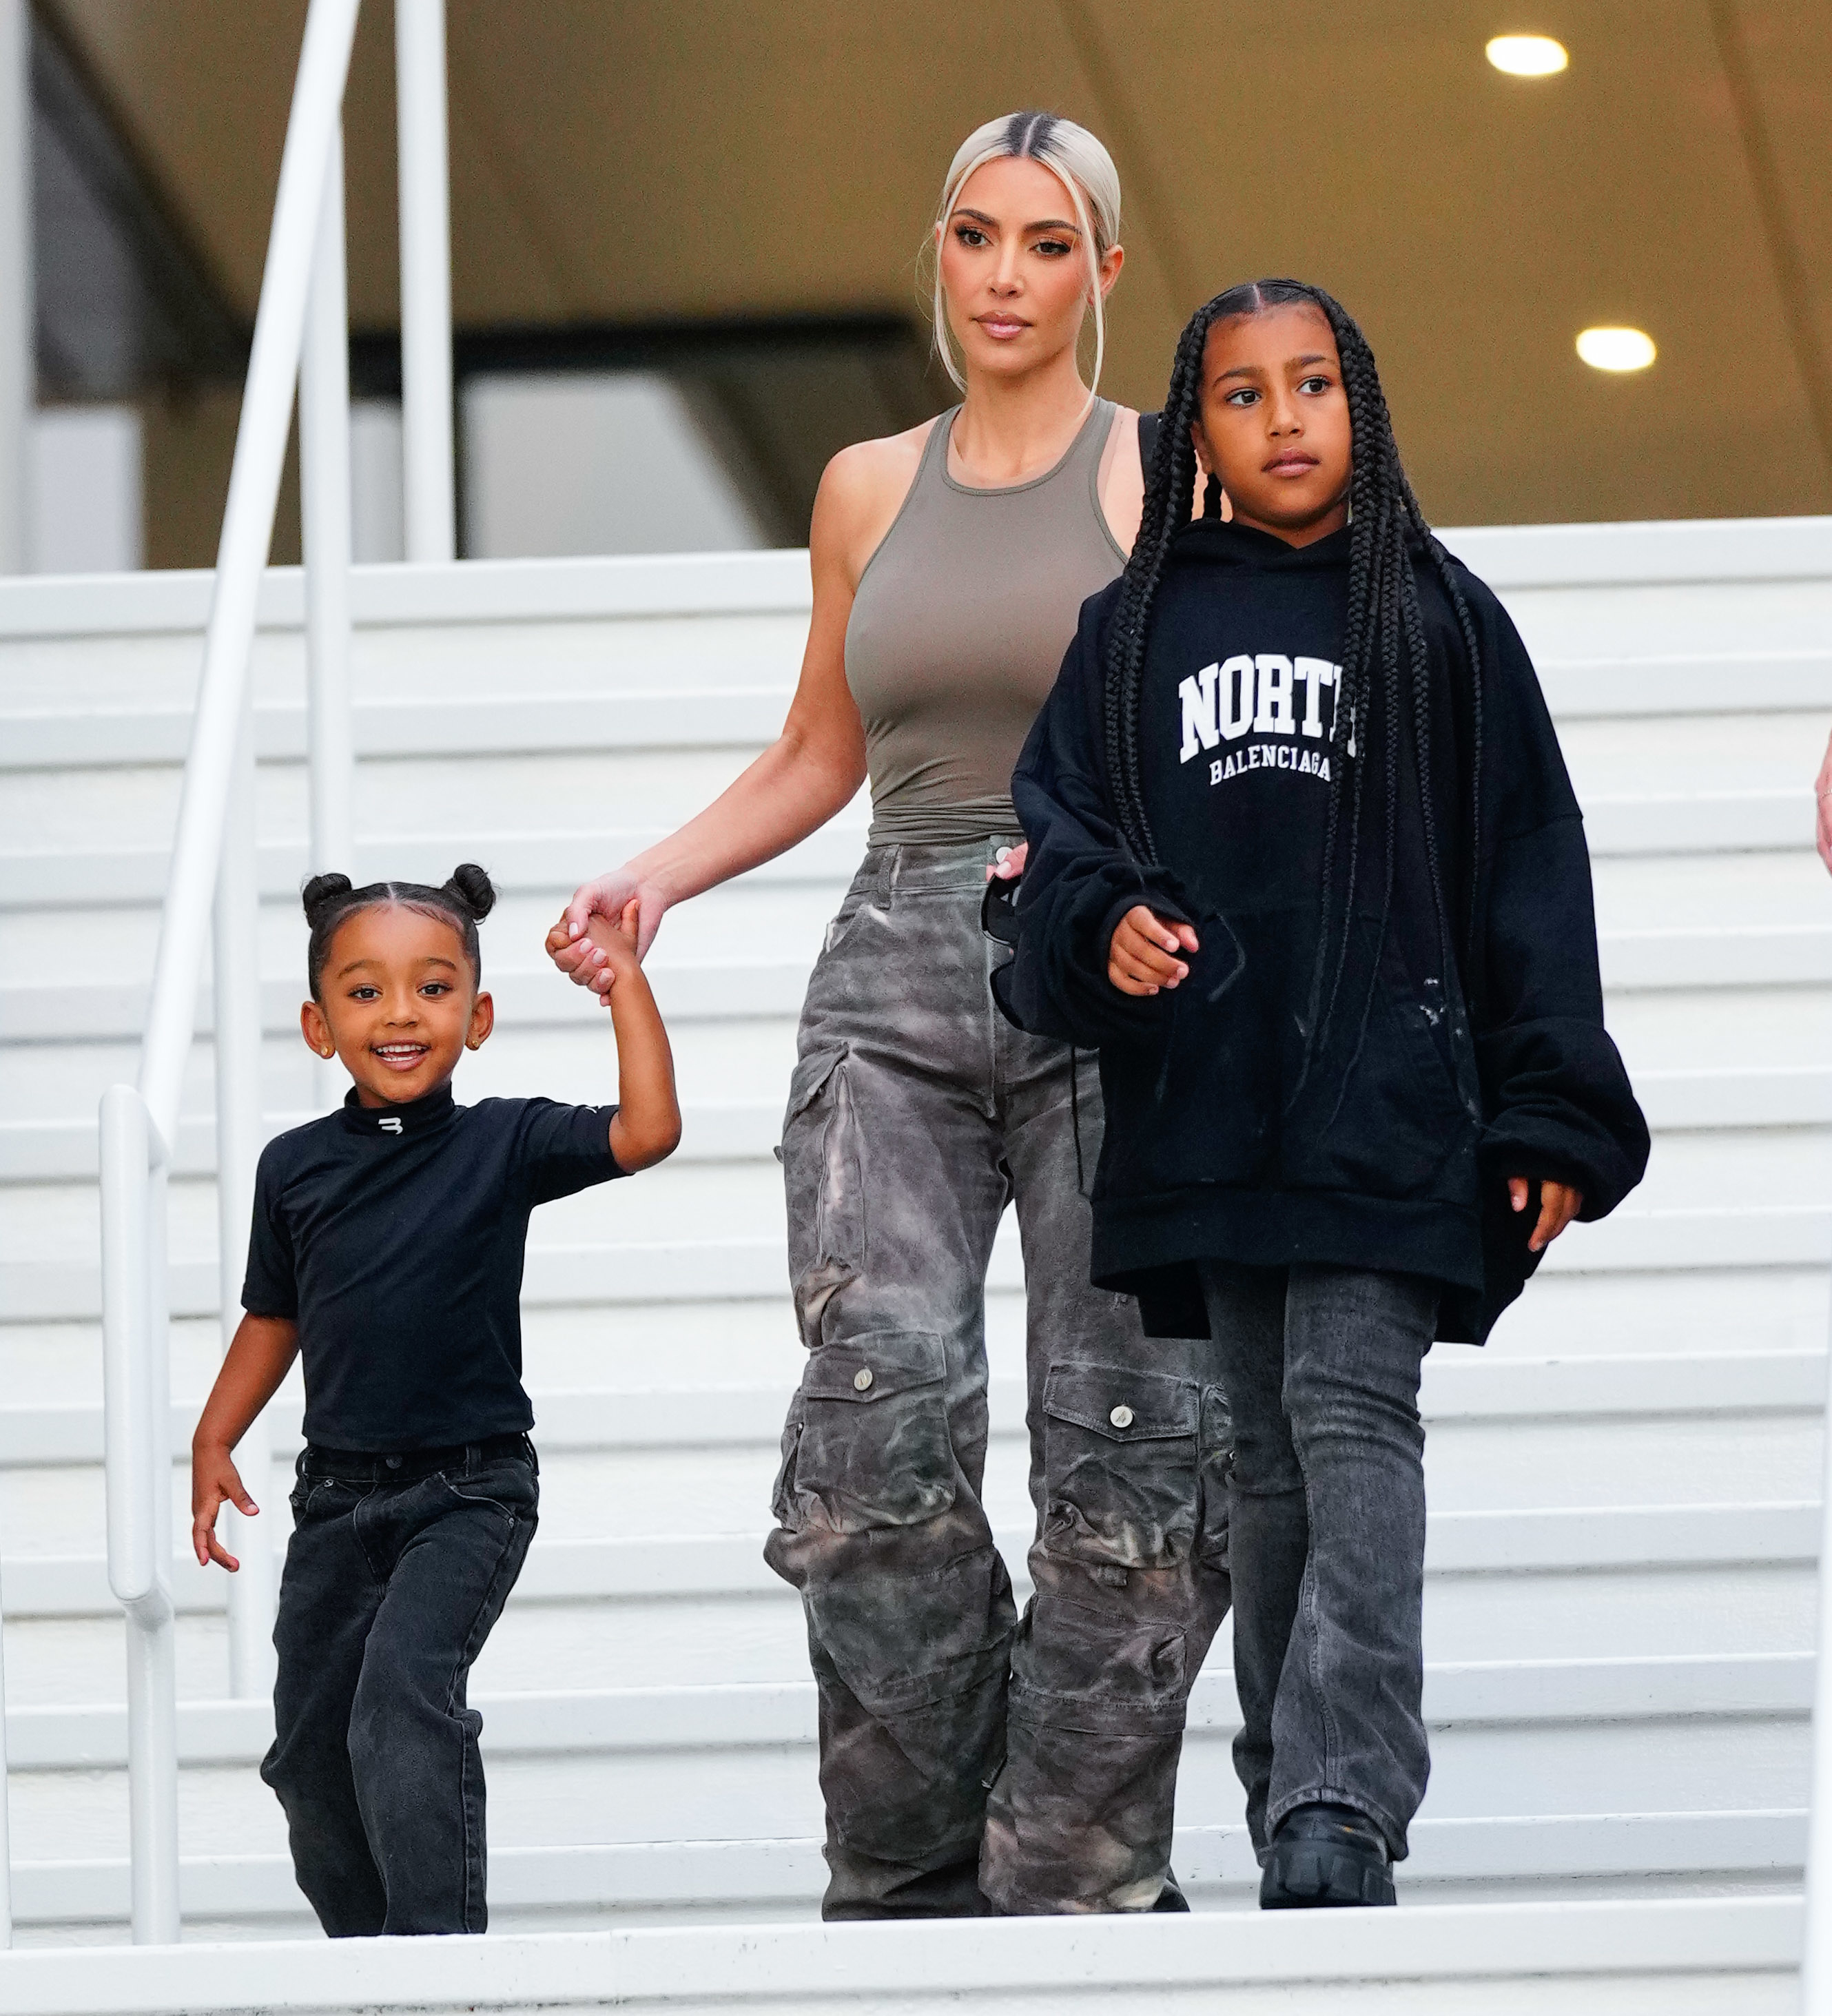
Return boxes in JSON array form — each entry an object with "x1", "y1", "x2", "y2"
[{"x1": 1264, "y1": 1784, "x2": 1410, "y2": 1864}]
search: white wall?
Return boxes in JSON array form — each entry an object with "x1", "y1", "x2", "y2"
[
  {"x1": 461, "y1": 371, "x2": 767, "y2": 559},
  {"x1": 28, "y1": 403, "x2": 141, "y2": 572}
]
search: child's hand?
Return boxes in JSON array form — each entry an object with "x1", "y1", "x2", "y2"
[
  {"x1": 1109, "y1": 906, "x2": 1200, "y2": 996},
  {"x1": 579, "y1": 903, "x2": 641, "y2": 1007},
  {"x1": 192, "y1": 1443, "x2": 258, "y2": 1572},
  {"x1": 1509, "y1": 1176, "x2": 1583, "y2": 1253}
]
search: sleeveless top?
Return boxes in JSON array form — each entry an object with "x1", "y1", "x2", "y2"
[{"x1": 845, "y1": 397, "x2": 1127, "y2": 847}]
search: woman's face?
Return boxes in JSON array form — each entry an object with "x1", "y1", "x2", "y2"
[
  {"x1": 1191, "y1": 303, "x2": 1353, "y2": 547},
  {"x1": 936, "y1": 154, "x2": 1122, "y2": 384}
]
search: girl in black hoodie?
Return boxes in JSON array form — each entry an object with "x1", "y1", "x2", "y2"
[{"x1": 996, "y1": 281, "x2": 1649, "y2": 1908}]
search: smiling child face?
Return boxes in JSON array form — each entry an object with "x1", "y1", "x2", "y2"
[
  {"x1": 300, "y1": 903, "x2": 493, "y2": 1109},
  {"x1": 1189, "y1": 302, "x2": 1353, "y2": 547}
]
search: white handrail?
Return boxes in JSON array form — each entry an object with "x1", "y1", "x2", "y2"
[
  {"x1": 1800, "y1": 1323, "x2": 1832, "y2": 2010},
  {"x1": 137, "y1": 0, "x2": 361, "y2": 1143},
  {"x1": 98, "y1": 0, "x2": 362, "y2": 1940},
  {"x1": 211, "y1": 684, "x2": 273, "y2": 1698},
  {"x1": 99, "y1": 1086, "x2": 179, "y2": 1944},
  {"x1": 395, "y1": 0, "x2": 456, "y2": 562},
  {"x1": 302, "y1": 129, "x2": 355, "y2": 875}
]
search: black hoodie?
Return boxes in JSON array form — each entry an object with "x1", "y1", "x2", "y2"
[{"x1": 994, "y1": 519, "x2": 1649, "y2": 1344}]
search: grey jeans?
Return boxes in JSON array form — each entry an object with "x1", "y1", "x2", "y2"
[
  {"x1": 1197, "y1": 1259, "x2": 1439, "y2": 1862},
  {"x1": 764, "y1": 840, "x2": 1233, "y2": 1919}
]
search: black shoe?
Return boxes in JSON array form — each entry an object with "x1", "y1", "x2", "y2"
[
  {"x1": 1259, "y1": 1803, "x2": 1395, "y2": 1909},
  {"x1": 1152, "y1": 1868, "x2": 1191, "y2": 1912}
]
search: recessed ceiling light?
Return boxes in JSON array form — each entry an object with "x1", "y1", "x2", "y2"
[
  {"x1": 1576, "y1": 327, "x2": 1656, "y2": 372},
  {"x1": 1487, "y1": 34, "x2": 1569, "y2": 75}
]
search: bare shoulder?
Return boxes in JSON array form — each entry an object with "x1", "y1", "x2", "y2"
[{"x1": 813, "y1": 418, "x2": 943, "y2": 586}]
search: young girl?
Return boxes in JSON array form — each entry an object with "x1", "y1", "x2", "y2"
[
  {"x1": 191, "y1": 865, "x2": 678, "y2": 1937},
  {"x1": 998, "y1": 281, "x2": 1649, "y2": 1908}
]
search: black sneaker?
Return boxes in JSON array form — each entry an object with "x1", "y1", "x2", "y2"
[
  {"x1": 1259, "y1": 1803, "x2": 1396, "y2": 1909},
  {"x1": 1152, "y1": 1869, "x2": 1191, "y2": 1912}
]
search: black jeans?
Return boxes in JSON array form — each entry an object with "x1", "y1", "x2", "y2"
[
  {"x1": 261, "y1": 1436, "x2": 539, "y2": 1936},
  {"x1": 1198, "y1": 1261, "x2": 1437, "y2": 1862}
]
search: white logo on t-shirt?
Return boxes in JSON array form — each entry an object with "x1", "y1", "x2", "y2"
[{"x1": 378, "y1": 1116, "x2": 403, "y2": 1134}]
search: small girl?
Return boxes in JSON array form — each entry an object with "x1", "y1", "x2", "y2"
[
  {"x1": 191, "y1": 865, "x2": 678, "y2": 1937},
  {"x1": 998, "y1": 281, "x2": 1649, "y2": 1908}
]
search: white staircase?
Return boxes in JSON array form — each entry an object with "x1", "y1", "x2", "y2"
[{"x1": 0, "y1": 516, "x2": 1827, "y2": 2010}]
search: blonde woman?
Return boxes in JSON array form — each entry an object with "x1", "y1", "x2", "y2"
[{"x1": 547, "y1": 112, "x2": 1226, "y2": 1918}]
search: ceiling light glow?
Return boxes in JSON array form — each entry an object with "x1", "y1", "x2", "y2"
[
  {"x1": 1486, "y1": 34, "x2": 1569, "y2": 75},
  {"x1": 1576, "y1": 327, "x2": 1657, "y2": 372}
]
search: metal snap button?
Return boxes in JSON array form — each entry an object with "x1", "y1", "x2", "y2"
[
  {"x1": 384, "y1": 1455, "x2": 403, "y2": 1469},
  {"x1": 1109, "y1": 1404, "x2": 1133, "y2": 1430},
  {"x1": 853, "y1": 1368, "x2": 874, "y2": 1392}
]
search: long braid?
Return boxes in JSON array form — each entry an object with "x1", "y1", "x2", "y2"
[
  {"x1": 1102, "y1": 307, "x2": 1219, "y2": 861},
  {"x1": 1102, "y1": 277, "x2": 1487, "y2": 1102}
]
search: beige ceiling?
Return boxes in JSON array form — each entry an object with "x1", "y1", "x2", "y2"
[{"x1": 47, "y1": 0, "x2": 1832, "y2": 526}]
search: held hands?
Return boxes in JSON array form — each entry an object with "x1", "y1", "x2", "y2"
[
  {"x1": 548, "y1": 870, "x2": 669, "y2": 1000},
  {"x1": 1109, "y1": 905, "x2": 1200, "y2": 996},
  {"x1": 192, "y1": 1444, "x2": 258, "y2": 1572},
  {"x1": 547, "y1": 886, "x2": 649, "y2": 1009}
]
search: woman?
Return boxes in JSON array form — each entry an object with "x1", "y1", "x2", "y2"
[{"x1": 546, "y1": 112, "x2": 1228, "y2": 1920}]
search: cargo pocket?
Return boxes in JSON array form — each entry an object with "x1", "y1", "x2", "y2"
[
  {"x1": 779, "y1": 1044, "x2": 865, "y2": 1345},
  {"x1": 786, "y1": 1329, "x2": 955, "y2": 1534},
  {"x1": 1042, "y1": 1362, "x2": 1199, "y2": 1571},
  {"x1": 1197, "y1": 1384, "x2": 1233, "y2": 1572},
  {"x1": 770, "y1": 1399, "x2": 805, "y2": 1530}
]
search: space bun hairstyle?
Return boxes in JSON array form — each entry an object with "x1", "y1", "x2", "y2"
[{"x1": 302, "y1": 865, "x2": 497, "y2": 1000}]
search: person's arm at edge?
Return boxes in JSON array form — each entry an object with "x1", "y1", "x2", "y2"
[
  {"x1": 553, "y1": 443, "x2": 889, "y2": 976},
  {"x1": 192, "y1": 1315, "x2": 299, "y2": 1570}
]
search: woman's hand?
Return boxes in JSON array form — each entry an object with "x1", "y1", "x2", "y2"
[
  {"x1": 986, "y1": 841, "x2": 1028, "y2": 883},
  {"x1": 1109, "y1": 906, "x2": 1200, "y2": 995},
  {"x1": 550, "y1": 870, "x2": 668, "y2": 1000},
  {"x1": 192, "y1": 1443, "x2": 258, "y2": 1572},
  {"x1": 1509, "y1": 1176, "x2": 1583, "y2": 1253}
]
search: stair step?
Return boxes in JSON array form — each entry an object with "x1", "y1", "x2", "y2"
[
  {"x1": 8, "y1": 1654, "x2": 1809, "y2": 1771},
  {"x1": 3, "y1": 1502, "x2": 1818, "y2": 1621},
  {"x1": 4, "y1": 927, "x2": 1829, "y2": 1051},
  {"x1": 0, "y1": 1354, "x2": 1813, "y2": 1472},
  {"x1": 0, "y1": 1890, "x2": 1801, "y2": 2009},
  {"x1": 5, "y1": 1207, "x2": 1826, "y2": 1327},
  {"x1": 4, "y1": 1067, "x2": 1824, "y2": 1186}
]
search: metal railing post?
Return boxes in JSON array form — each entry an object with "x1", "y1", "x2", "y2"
[
  {"x1": 0, "y1": 1540, "x2": 11, "y2": 1946},
  {"x1": 302, "y1": 124, "x2": 355, "y2": 877},
  {"x1": 212, "y1": 684, "x2": 274, "y2": 1698},
  {"x1": 100, "y1": 1087, "x2": 181, "y2": 1944},
  {"x1": 137, "y1": 0, "x2": 360, "y2": 1144},
  {"x1": 395, "y1": 0, "x2": 456, "y2": 563},
  {"x1": 1800, "y1": 1317, "x2": 1832, "y2": 2009}
]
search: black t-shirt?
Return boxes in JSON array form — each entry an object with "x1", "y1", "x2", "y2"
[{"x1": 243, "y1": 1082, "x2": 625, "y2": 1451}]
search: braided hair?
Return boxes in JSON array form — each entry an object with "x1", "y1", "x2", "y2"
[
  {"x1": 302, "y1": 864, "x2": 496, "y2": 1000},
  {"x1": 1102, "y1": 278, "x2": 1486, "y2": 1080}
]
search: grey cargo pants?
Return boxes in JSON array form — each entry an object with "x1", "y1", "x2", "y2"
[{"x1": 763, "y1": 840, "x2": 1233, "y2": 1919}]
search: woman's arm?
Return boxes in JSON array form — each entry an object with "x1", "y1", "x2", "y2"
[
  {"x1": 192, "y1": 1314, "x2": 299, "y2": 1570},
  {"x1": 553, "y1": 434, "x2": 927, "y2": 981}
]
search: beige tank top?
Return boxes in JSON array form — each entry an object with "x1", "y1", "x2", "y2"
[{"x1": 845, "y1": 397, "x2": 1127, "y2": 846}]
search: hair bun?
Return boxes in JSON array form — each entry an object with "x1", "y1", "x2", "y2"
[
  {"x1": 300, "y1": 872, "x2": 353, "y2": 926},
  {"x1": 445, "y1": 863, "x2": 497, "y2": 922}
]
